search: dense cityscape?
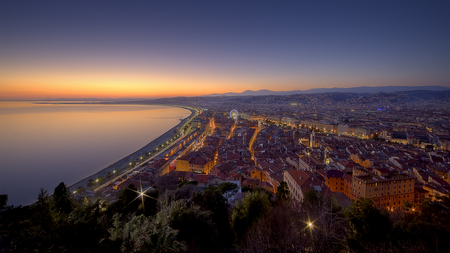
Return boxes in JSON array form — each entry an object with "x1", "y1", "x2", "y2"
[
  {"x1": 92, "y1": 89, "x2": 450, "y2": 206},
  {"x1": 2, "y1": 89, "x2": 449, "y2": 252},
  {"x1": 1, "y1": 0, "x2": 449, "y2": 252}
]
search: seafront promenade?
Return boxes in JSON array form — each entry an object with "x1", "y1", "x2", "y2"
[{"x1": 68, "y1": 105, "x2": 198, "y2": 193}]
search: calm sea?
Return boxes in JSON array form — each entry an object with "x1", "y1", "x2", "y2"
[{"x1": 0, "y1": 101, "x2": 190, "y2": 206}]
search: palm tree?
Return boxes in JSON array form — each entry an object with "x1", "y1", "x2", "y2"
[
  {"x1": 76, "y1": 186, "x2": 85, "y2": 194},
  {"x1": 87, "y1": 179, "x2": 94, "y2": 189}
]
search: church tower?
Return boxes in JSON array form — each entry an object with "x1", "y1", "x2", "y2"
[{"x1": 310, "y1": 131, "x2": 316, "y2": 148}]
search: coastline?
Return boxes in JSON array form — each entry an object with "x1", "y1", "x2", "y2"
[{"x1": 68, "y1": 105, "x2": 196, "y2": 192}]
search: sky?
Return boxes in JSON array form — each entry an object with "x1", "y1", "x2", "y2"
[{"x1": 0, "y1": 0, "x2": 448, "y2": 99}]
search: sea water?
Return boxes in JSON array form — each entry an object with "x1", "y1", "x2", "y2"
[{"x1": 0, "y1": 101, "x2": 190, "y2": 206}]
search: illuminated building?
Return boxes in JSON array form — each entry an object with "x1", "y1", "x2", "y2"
[{"x1": 351, "y1": 167, "x2": 415, "y2": 211}]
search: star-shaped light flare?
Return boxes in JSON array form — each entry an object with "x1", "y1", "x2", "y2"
[{"x1": 123, "y1": 180, "x2": 158, "y2": 212}]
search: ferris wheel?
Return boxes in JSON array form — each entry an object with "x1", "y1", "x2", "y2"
[{"x1": 230, "y1": 109, "x2": 238, "y2": 120}]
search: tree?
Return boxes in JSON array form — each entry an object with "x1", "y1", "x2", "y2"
[
  {"x1": 35, "y1": 188, "x2": 52, "y2": 224},
  {"x1": 142, "y1": 218, "x2": 185, "y2": 253},
  {"x1": 170, "y1": 184, "x2": 198, "y2": 201},
  {"x1": 217, "y1": 182, "x2": 238, "y2": 194},
  {"x1": 0, "y1": 194, "x2": 8, "y2": 210},
  {"x1": 50, "y1": 182, "x2": 73, "y2": 220},
  {"x1": 76, "y1": 186, "x2": 85, "y2": 194},
  {"x1": 177, "y1": 180, "x2": 198, "y2": 188},
  {"x1": 394, "y1": 193, "x2": 450, "y2": 253},
  {"x1": 87, "y1": 178, "x2": 94, "y2": 189},
  {"x1": 239, "y1": 204, "x2": 308, "y2": 252},
  {"x1": 109, "y1": 214, "x2": 155, "y2": 253},
  {"x1": 191, "y1": 188, "x2": 234, "y2": 248},
  {"x1": 109, "y1": 184, "x2": 139, "y2": 214},
  {"x1": 231, "y1": 191, "x2": 270, "y2": 243},
  {"x1": 345, "y1": 198, "x2": 392, "y2": 252},
  {"x1": 167, "y1": 200, "x2": 218, "y2": 252},
  {"x1": 275, "y1": 181, "x2": 290, "y2": 205},
  {"x1": 138, "y1": 189, "x2": 159, "y2": 217}
]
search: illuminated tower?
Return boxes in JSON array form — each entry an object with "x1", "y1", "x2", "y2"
[
  {"x1": 310, "y1": 131, "x2": 315, "y2": 148},
  {"x1": 324, "y1": 149, "x2": 330, "y2": 164}
]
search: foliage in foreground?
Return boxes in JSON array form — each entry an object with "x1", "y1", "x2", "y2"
[{"x1": 1, "y1": 180, "x2": 449, "y2": 253}]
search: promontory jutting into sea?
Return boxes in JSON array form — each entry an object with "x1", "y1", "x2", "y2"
[{"x1": 0, "y1": 102, "x2": 192, "y2": 206}]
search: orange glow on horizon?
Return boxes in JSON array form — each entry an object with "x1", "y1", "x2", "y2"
[
  {"x1": 0, "y1": 66, "x2": 432, "y2": 100},
  {"x1": 0, "y1": 71, "x2": 239, "y2": 99}
]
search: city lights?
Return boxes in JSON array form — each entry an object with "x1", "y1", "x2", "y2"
[{"x1": 1, "y1": 1, "x2": 448, "y2": 251}]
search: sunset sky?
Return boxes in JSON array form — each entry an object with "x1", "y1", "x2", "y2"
[{"x1": 0, "y1": 1, "x2": 448, "y2": 99}]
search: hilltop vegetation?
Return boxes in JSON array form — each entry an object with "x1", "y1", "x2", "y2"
[
  {"x1": 143, "y1": 90, "x2": 450, "y2": 107},
  {"x1": 1, "y1": 180, "x2": 449, "y2": 253}
]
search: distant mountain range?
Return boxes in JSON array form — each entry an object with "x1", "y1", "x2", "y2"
[{"x1": 204, "y1": 86, "x2": 450, "y2": 97}]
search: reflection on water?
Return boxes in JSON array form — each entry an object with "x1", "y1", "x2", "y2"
[{"x1": 0, "y1": 101, "x2": 190, "y2": 206}]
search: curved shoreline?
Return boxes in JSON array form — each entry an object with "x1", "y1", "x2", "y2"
[{"x1": 68, "y1": 105, "x2": 196, "y2": 192}]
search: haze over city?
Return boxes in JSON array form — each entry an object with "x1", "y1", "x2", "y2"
[{"x1": 1, "y1": 1, "x2": 448, "y2": 100}]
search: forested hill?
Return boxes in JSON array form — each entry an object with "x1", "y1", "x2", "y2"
[{"x1": 131, "y1": 90, "x2": 450, "y2": 107}]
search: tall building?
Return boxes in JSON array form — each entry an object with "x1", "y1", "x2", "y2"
[
  {"x1": 310, "y1": 131, "x2": 316, "y2": 148},
  {"x1": 351, "y1": 167, "x2": 415, "y2": 211},
  {"x1": 284, "y1": 170, "x2": 329, "y2": 202}
]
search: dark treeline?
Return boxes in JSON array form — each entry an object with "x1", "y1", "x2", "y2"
[{"x1": 1, "y1": 180, "x2": 449, "y2": 253}]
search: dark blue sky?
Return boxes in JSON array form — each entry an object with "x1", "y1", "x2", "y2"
[{"x1": 0, "y1": 0, "x2": 448, "y2": 98}]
